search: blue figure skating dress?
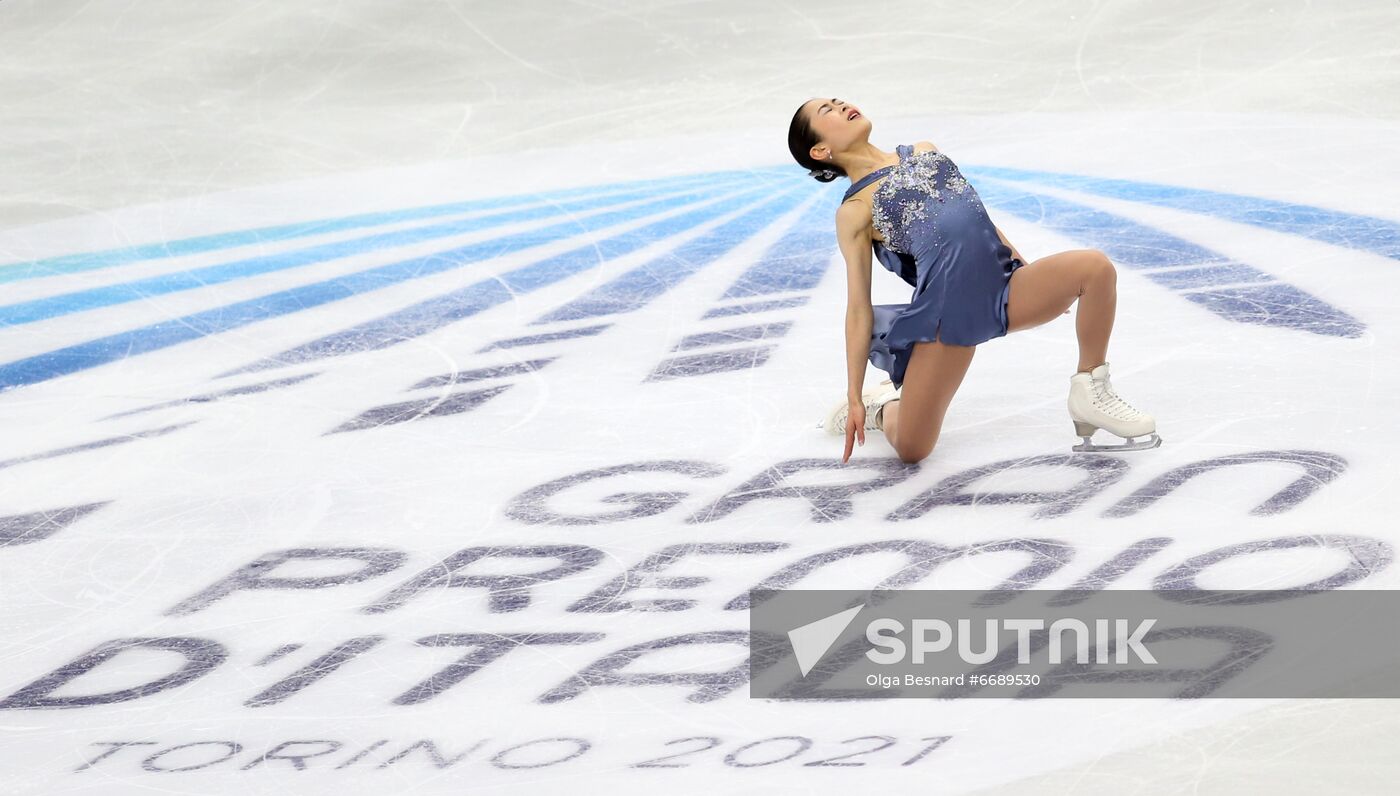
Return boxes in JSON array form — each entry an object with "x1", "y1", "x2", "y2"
[{"x1": 842, "y1": 143, "x2": 1026, "y2": 389}]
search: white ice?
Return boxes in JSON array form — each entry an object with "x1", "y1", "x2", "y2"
[{"x1": 2, "y1": 1, "x2": 1399, "y2": 793}]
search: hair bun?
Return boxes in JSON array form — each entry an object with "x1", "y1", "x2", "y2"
[{"x1": 807, "y1": 167, "x2": 838, "y2": 183}]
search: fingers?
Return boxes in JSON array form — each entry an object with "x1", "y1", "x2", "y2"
[
  {"x1": 842, "y1": 404, "x2": 868, "y2": 463},
  {"x1": 843, "y1": 412, "x2": 868, "y2": 463}
]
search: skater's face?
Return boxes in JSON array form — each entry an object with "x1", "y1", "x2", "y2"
[{"x1": 803, "y1": 97, "x2": 869, "y2": 161}]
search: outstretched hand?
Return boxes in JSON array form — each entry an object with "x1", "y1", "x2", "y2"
[{"x1": 843, "y1": 402, "x2": 865, "y2": 463}]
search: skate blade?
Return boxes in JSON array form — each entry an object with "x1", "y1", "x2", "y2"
[{"x1": 1072, "y1": 433, "x2": 1162, "y2": 453}]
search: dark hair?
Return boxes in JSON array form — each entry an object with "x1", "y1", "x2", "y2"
[{"x1": 788, "y1": 100, "x2": 846, "y2": 183}]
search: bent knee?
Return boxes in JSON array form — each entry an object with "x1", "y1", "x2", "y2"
[
  {"x1": 895, "y1": 437, "x2": 936, "y2": 464},
  {"x1": 1087, "y1": 249, "x2": 1116, "y2": 280}
]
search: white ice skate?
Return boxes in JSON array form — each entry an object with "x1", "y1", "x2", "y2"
[
  {"x1": 1067, "y1": 362, "x2": 1162, "y2": 452},
  {"x1": 819, "y1": 379, "x2": 901, "y2": 435}
]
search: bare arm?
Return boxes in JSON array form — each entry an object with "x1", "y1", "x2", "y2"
[{"x1": 836, "y1": 201, "x2": 874, "y2": 403}]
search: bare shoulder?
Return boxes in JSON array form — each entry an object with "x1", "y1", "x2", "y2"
[
  {"x1": 835, "y1": 200, "x2": 870, "y2": 236},
  {"x1": 834, "y1": 198, "x2": 868, "y2": 226},
  {"x1": 913, "y1": 140, "x2": 940, "y2": 153}
]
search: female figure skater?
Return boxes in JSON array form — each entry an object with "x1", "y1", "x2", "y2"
[{"x1": 788, "y1": 97, "x2": 1161, "y2": 464}]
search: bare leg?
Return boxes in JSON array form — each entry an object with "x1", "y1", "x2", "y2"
[
  {"x1": 1005, "y1": 248, "x2": 1117, "y2": 372},
  {"x1": 880, "y1": 338, "x2": 976, "y2": 464}
]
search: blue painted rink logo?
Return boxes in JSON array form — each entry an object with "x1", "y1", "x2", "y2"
[
  {"x1": 0, "y1": 157, "x2": 1388, "y2": 391},
  {"x1": 0, "y1": 147, "x2": 1396, "y2": 790}
]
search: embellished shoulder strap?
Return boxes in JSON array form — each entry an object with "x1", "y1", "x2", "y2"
[{"x1": 842, "y1": 164, "x2": 895, "y2": 202}]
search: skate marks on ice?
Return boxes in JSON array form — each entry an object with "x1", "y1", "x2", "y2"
[
  {"x1": 0, "y1": 149, "x2": 1391, "y2": 789},
  {"x1": 306, "y1": 187, "x2": 819, "y2": 433},
  {"x1": 0, "y1": 164, "x2": 1378, "y2": 404},
  {"x1": 0, "y1": 448, "x2": 1387, "y2": 784},
  {"x1": 971, "y1": 163, "x2": 1400, "y2": 260},
  {"x1": 646, "y1": 195, "x2": 836, "y2": 382},
  {"x1": 0, "y1": 503, "x2": 110, "y2": 548},
  {"x1": 0, "y1": 159, "x2": 1378, "y2": 552},
  {"x1": 972, "y1": 178, "x2": 1366, "y2": 338},
  {"x1": 0, "y1": 169, "x2": 775, "y2": 390}
]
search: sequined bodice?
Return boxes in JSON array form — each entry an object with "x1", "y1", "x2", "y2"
[{"x1": 845, "y1": 144, "x2": 985, "y2": 256}]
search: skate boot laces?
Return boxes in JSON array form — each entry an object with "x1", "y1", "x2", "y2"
[
  {"x1": 853, "y1": 395, "x2": 886, "y2": 430},
  {"x1": 1091, "y1": 375, "x2": 1142, "y2": 421},
  {"x1": 847, "y1": 390, "x2": 896, "y2": 431}
]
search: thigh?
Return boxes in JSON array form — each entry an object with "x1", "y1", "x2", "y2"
[
  {"x1": 895, "y1": 338, "x2": 976, "y2": 448},
  {"x1": 1005, "y1": 248, "x2": 1099, "y2": 332}
]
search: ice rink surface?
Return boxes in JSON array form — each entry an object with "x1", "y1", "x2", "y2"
[{"x1": 2, "y1": 0, "x2": 1399, "y2": 792}]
